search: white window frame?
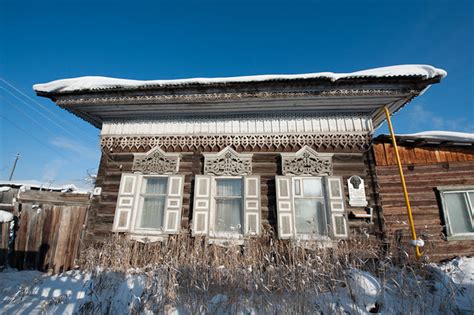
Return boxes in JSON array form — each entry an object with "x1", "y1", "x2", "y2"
[
  {"x1": 291, "y1": 176, "x2": 331, "y2": 241},
  {"x1": 113, "y1": 173, "x2": 184, "y2": 239},
  {"x1": 438, "y1": 186, "x2": 474, "y2": 241},
  {"x1": 209, "y1": 176, "x2": 245, "y2": 240},
  {"x1": 131, "y1": 175, "x2": 169, "y2": 235}
]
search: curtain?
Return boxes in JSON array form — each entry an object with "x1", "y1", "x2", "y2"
[
  {"x1": 137, "y1": 178, "x2": 167, "y2": 229},
  {"x1": 215, "y1": 179, "x2": 242, "y2": 233},
  {"x1": 445, "y1": 192, "x2": 472, "y2": 234}
]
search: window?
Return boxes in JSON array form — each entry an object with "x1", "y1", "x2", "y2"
[
  {"x1": 192, "y1": 175, "x2": 261, "y2": 238},
  {"x1": 276, "y1": 175, "x2": 348, "y2": 240},
  {"x1": 215, "y1": 178, "x2": 243, "y2": 234},
  {"x1": 113, "y1": 173, "x2": 184, "y2": 237},
  {"x1": 438, "y1": 187, "x2": 474, "y2": 240},
  {"x1": 293, "y1": 178, "x2": 328, "y2": 235},
  {"x1": 135, "y1": 177, "x2": 167, "y2": 230}
]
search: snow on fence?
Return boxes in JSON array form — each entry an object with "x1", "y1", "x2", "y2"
[{"x1": 7, "y1": 190, "x2": 90, "y2": 273}]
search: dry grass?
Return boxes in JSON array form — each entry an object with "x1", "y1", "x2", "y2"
[{"x1": 78, "y1": 233, "x2": 451, "y2": 314}]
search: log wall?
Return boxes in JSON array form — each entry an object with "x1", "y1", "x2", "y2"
[
  {"x1": 373, "y1": 143, "x2": 474, "y2": 261},
  {"x1": 86, "y1": 147, "x2": 382, "y2": 244}
]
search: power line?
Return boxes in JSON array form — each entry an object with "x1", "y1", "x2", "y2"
[
  {"x1": 0, "y1": 79, "x2": 97, "y2": 142},
  {"x1": 0, "y1": 95, "x2": 68, "y2": 140},
  {"x1": 0, "y1": 86, "x2": 94, "y2": 146},
  {"x1": 0, "y1": 78, "x2": 82, "y2": 128},
  {"x1": 0, "y1": 113, "x2": 71, "y2": 160}
]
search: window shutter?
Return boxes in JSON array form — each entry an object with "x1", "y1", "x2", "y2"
[
  {"x1": 113, "y1": 173, "x2": 139, "y2": 232},
  {"x1": 276, "y1": 176, "x2": 295, "y2": 239},
  {"x1": 326, "y1": 176, "x2": 349, "y2": 238},
  {"x1": 244, "y1": 175, "x2": 261, "y2": 236},
  {"x1": 192, "y1": 175, "x2": 212, "y2": 236},
  {"x1": 164, "y1": 175, "x2": 185, "y2": 234}
]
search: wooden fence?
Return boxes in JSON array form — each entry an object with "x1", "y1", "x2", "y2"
[
  {"x1": 0, "y1": 221, "x2": 9, "y2": 267},
  {"x1": 4, "y1": 190, "x2": 90, "y2": 273}
]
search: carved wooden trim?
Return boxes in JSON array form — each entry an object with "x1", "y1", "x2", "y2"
[
  {"x1": 281, "y1": 145, "x2": 333, "y2": 176},
  {"x1": 101, "y1": 133, "x2": 371, "y2": 151},
  {"x1": 56, "y1": 89, "x2": 415, "y2": 106},
  {"x1": 203, "y1": 147, "x2": 252, "y2": 175},
  {"x1": 132, "y1": 146, "x2": 180, "y2": 174}
]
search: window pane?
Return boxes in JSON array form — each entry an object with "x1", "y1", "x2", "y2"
[
  {"x1": 137, "y1": 196, "x2": 166, "y2": 229},
  {"x1": 302, "y1": 178, "x2": 322, "y2": 197},
  {"x1": 216, "y1": 179, "x2": 242, "y2": 196},
  {"x1": 444, "y1": 192, "x2": 473, "y2": 234},
  {"x1": 145, "y1": 178, "x2": 167, "y2": 194},
  {"x1": 216, "y1": 199, "x2": 242, "y2": 233},
  {"x1": 294, "y1": 199, "x2": 327, "y2": 235}
]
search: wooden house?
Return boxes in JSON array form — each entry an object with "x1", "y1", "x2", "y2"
[
  {"x1": 373, "y1": 132, "x2": 474, "y2": 261},
  {"x1": 33, "y1": 65, "x2": 446, "y2": 248}
]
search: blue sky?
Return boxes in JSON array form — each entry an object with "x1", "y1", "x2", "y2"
[{"x1": 0, "y1": 0, "x2": 473, "y2": 189}]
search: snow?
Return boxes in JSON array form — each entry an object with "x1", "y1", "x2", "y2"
[
  {"x1": 0, "y1": 210, "x2": 13, "y2": 222},
  {"x1": 1, "y1": 257, "x2": 473, "y2": 314},
  {"x1": 33, "y1": 65, "x2": 447, "y2": 93},
  {"x1": 0, "y1": 181, "x2": 84, "y2": 193},
  {"x1": 0, "y1": 186, "x2": 11, "y2": 192},
  {"x1": 399, "y1": 131, "x2": 474, "y2": 143}
]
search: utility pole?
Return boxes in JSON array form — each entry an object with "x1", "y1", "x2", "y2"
[{"x1": 8, "y1": 153, "x2": 20, "y2": 181}]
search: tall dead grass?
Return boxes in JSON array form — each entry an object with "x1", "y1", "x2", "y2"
[{"x1": 78, "y1": 232, "x2": 451, "y2": 314}]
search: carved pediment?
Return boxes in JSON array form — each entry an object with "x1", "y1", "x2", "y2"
[
  {"x1": 203, "y1": 147, "x2": 252, "y2": 176},
  {"x1": 132, "y1": 147, "x2": 179, "y2": 174},
  {"x1": 281, "y1": 146, "x2": 333, "y2": 176}
]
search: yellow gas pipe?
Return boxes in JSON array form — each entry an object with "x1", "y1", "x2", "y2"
[{"x1": 383, "y1": 106, "x2": 422, "y2": 259}]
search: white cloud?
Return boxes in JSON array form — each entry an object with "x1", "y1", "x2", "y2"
[
  {"x1": 405, "y1": 104, "x2": 474, "y2": 133},
  {"x1": 50, "y1": 137, "x2": 98, "y2": 160},
  {"x1": 42, "y1": 158, "x2": 66, "y2": 183}
]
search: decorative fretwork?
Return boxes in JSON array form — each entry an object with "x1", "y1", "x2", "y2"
[
  {"x1": 281, "y1": 146, "x2": 333, "y2": 176},
  {"x1": 203, "y1": 147, "x2": 252, "y2": 176},
  {"x1": 101, "y1": 133, "x2": 371, "y2": 151},
  {"x1": 132, "y1": 147, "x2": 179, "y2": 174},
  {"x1": 56, "y1": 89, "x2": 416, "y2": 106}
]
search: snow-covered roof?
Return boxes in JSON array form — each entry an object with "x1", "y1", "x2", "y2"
[
  {"x1": 0, "y1": 180, "x2": 82, "y2": 193},
  {"x1": 0, "y1": 210, "x2": 13, "y2": 223},
  {"x1": 376, "y1": 131, "x2": 474, "y2": 146},
  {"x1": 33, "y1": 64, "x2": 447, "y2": 94},
  {"x1": 398, "y1": 131, "x2": 474, "y2": 143}
]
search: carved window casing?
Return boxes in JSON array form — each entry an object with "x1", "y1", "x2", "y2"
[
  {"x1": 276, "y1": 147, "x2": 348, "y2": 241},
  {"x1": 194, "y1": 147, "x2": 260, "y2": 242},
  {"x1": 203, "y1": 147, "x2": 253, "y2": 176},
  {"x1": 132, "y1": 147, "x2": 180, "y2": 174},
  {"x1": 281, "y1": 146, "x2": 333, "y2": 176}
]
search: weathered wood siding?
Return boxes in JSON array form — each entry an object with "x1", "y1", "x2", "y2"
[
  {"x1": 11, "y1": 191, "x2": 89, "y2": 272},
  {"x1": 373, "y1": 143, "x2": 474, "y2": 261},
  {"x1": 87, "y1": 146, "x2": 381, "y2": 244}
]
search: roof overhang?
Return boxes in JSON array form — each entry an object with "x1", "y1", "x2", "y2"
[{"x1": 34, "y1": 66, "x2": 446, "y2": 130}]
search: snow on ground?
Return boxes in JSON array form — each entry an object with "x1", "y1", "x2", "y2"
[
  {"x1": 0, "y1": 257, "x2": 473, "y2": 314},
  {"x1": 33, "y1": 65, "x2": 447, "y2": 94}
]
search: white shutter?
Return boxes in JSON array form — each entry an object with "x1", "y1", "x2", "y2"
[
  {"x1": 276, "y1": 176, "x2": 295, "y2": 239},
  {"x1": 164, "y1": 175, "x2": 184, "y2": 234},
  {"x1": 192, "y1": 175, "x2": 212, "y2": 236},
  {"x1": 326, "y1": 176, "x2": 349, "y2": 238},
  {"x1": 244, "y1": 175, "x2": 261, "y2": 236},
  {"x1": 113, "y1": 173, "x2": 139, "y2": 232}
]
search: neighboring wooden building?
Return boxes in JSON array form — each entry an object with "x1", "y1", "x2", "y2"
[
  {"x1": 373, "y1": 132, "x2": 474, "y2": 261},
  {"x1": 33, "y1": 65, "x2": 446, "y2": 248}
]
